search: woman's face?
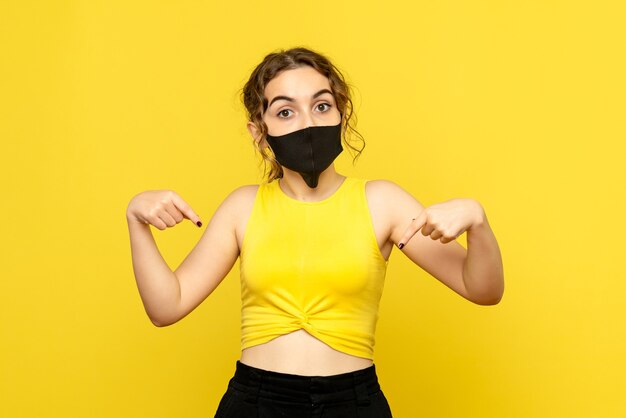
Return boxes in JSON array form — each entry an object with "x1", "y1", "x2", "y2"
[{"x1": 261, "y1": 66, "x2": 341, "y2": 137}]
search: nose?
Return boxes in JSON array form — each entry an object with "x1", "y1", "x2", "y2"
[{"x1": 302, "y1": 111, "x2": 316, "y2": 129}]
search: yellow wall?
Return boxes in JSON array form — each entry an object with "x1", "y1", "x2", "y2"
[{"x1": 2, "y1": 1, "x2": 625, "y2": 416}]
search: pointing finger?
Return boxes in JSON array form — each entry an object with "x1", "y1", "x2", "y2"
[
  {"x1": 398, "y1": 211, "x2": 427, "y2": 249},
  {"x1": 170, "y1": 192, "x2": 203, "y2": 228}
]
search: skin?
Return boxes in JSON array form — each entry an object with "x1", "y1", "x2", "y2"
[{"x1": 126, "y1": 65, "x2": 504, "y2": 377}]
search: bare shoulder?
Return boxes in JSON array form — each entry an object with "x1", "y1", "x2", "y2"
[
  {"x1": 224, "y1": 184, "x2": 259, "y2": 203},
  {"x1": 220, "y1": 185, "x2": 260, "y2": 248},
  {"x1": 226, "y1": 184, "x2": 260, "y2": 197},
  {"x1": 364, "y1": 179, "x2": 428, "y2": 247},
  {"x1": 219, "y1": 184, "x2": 259, "y2": 213},
  {"x1": 364, "y1": 179, "x2": 425, "y2": 212},
  {"x1": 365, "y1": 179, "x2": 407, "y2": 195}
]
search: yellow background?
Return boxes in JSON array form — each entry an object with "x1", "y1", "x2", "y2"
[{"x1": 1, "y1": 1, "x2": 625, "y2": 417}]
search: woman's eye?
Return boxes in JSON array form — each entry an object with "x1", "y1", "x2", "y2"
[
  {"x1": 316, "y1": 103, "x2": 331, "y2": 112},
  {"x1": 277, "y1": 104, "x2": 330, "y2": 118},
  {"x1": 277, "y1": 109, "x2": 292, "y2": 118}
]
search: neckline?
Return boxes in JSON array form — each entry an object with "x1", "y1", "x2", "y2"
[{"x1": 274, "y1": 177, "x2": 351, "y2": 205}]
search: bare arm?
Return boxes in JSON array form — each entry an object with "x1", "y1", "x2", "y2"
[
  {"x1": 126, "y1": 187, "x2": 254, "y2": 326},
  {"x1": 367, "y1": 180, "x2": 504, "y2": 305},
  {"x1": 462, "y1": 217, "x2": 505, "y2": 304},
  {"x1": 126, "y1": 219, "x2": 184, "y2": 326}
]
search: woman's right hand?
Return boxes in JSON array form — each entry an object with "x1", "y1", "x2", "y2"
[{"x1": 126, "y1": 190, "x2": 203, "y2": 230}]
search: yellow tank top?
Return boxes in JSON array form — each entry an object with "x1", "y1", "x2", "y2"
[{"x1": 239, "y1": 177, "x2": 388, "y2": 359}]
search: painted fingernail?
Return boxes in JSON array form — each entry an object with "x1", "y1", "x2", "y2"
[
  {"x1": 398, "y1": 243, "x2": 404, "y2": 249},
  {"x1": 196, "y1": 221, "x2": 202, "y2": 227}
]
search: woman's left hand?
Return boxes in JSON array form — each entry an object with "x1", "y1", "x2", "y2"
[{"x1": 398, "y1": 198, "x2": 485, "y2": 248}]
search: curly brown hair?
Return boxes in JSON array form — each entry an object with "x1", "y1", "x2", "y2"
[{"x1": 241, "y1": 47, "x2": 365, "y2": 182}]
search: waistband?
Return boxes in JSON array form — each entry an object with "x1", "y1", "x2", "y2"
[{"x1": 228, "y1": 360, "x2": 381, "y2": 406}]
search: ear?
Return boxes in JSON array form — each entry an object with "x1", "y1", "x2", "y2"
[{"x1": 247, "y1": 121, "x2": 268, "y2": 149}]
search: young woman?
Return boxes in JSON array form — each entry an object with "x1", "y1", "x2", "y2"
[{"x1": 126, "y1": 47, "x2": 504, "y2": 417}]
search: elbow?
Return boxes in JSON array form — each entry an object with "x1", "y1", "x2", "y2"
[
  {"x1": 149, "y1": 314, "x2": 177, "y2": 327},
  {"x1": 151, "y1": 318, "x2": 176, "y2": 327},
  {"x1": 151, "y1": 318, "x2": 168, "y2": 327},
  {"x1": 467, "y1": 282, "x2": 505, "y2": 306},
  {"x1": 473, "y1": 294, "x2": 503, "y2": 306},
  {"x1": 145, "y1": 304, "x2": 182, "y2": 327}
]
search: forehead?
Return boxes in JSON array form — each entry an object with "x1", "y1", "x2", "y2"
[{"x1": 264, "y1": 66, "x2": 332, "y2": 100}]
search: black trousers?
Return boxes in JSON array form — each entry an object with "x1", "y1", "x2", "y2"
[{"x1": 214, "y1": 360, "x2": 393, "y2": 417}]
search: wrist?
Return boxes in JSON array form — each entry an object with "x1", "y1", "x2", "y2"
[
  {"x1": 467, "y1": 200, "x2": 487, "y2": 231},
  {"x1": 126, "y1": 213, "x2": 146, "y2": 226}
]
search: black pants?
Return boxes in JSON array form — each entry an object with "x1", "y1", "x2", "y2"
[{"x1": 214, "y1": 360, "x2": 393, "y2": 417}]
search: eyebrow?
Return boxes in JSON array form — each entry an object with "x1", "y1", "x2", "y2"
[{"x1": 267, "y1": 89, "x2": 334, "y2": 109}]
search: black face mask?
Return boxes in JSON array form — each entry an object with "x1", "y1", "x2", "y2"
[{"x1": 266, "y1": 122, "x2": 343, "y2": 188}]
